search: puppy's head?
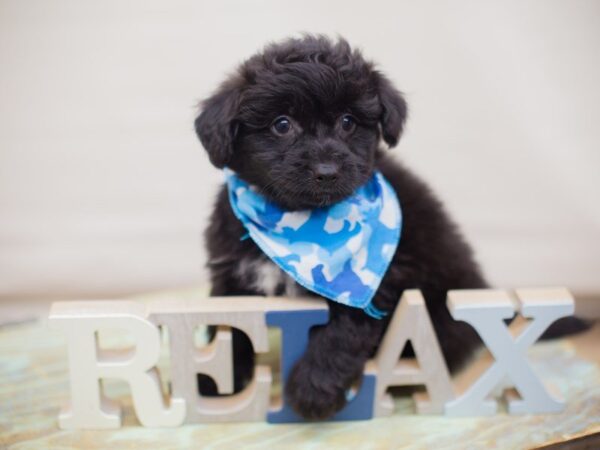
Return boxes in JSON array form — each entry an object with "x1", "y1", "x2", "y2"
[{"x1": 195, "y1": 35, "x2": 407, "y2": 210}]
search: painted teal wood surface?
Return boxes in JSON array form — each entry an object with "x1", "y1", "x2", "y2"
[{"x1": 1, "y1": 290, "x2": 599, "y2": 449}]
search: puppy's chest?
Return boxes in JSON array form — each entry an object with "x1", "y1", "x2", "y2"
[{"x1": 234, "y1": 254, "x2": 306, "y2": 297}]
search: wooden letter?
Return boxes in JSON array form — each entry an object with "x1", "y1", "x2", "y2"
[
  {"x1": 366, "y1": 290, "x2": 455, "y2": 417},
  {"x1": 265, "y1": 308, "x2": 329, "y2": 423},
  {"x1": 149, "y1": 298, "x2": 271, "y2": 423},
  {"x1": 49, "y1": 301, "x2": 185, "y2": 429},
  {"x1": 444, "y1": 288, "x2": 574, "y2": 416}
]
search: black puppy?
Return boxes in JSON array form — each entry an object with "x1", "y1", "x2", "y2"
[
  {"x1": 194, "y1": 35, "x2": 582, "y2": 420},
  {"x1": 195, "y1": 35, "x2": 485, "y2": 420}
]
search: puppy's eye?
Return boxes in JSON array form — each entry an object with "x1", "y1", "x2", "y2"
[
  {"x1": 272, "y1": 116, "x2": 292, "y2": 135},
  {"x1": 340, "y1": 114, "x2": 356, "y2": 132}
]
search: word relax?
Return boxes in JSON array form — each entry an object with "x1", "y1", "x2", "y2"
[{"x1": 49, "y1": 288, "x2": 574, "y2": 429}]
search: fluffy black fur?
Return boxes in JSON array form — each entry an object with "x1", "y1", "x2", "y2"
[{"x1": 195, "y1": 35, "x2": 588, "y2": 420}]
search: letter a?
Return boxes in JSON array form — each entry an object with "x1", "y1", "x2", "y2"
[{"x1": 367, "y1": 290, "x2": 455, "y2": 416}]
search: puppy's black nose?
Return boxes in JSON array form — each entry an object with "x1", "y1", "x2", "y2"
[{"x1": 312, "y1": 162, "x2": 339, "y2": 184}]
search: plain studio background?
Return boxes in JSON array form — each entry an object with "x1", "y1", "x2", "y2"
[{"x1": 1, "y1": 1, "x2": 599, "y2": 309}]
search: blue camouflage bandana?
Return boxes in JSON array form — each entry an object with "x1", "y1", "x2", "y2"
[{"x1": 224, "y1": 169, "x2": 402, "y2": 319}]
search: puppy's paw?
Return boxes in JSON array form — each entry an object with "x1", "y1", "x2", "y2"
[{"x1": 285, "y1": 357, "x2": 347, "y2": 421}]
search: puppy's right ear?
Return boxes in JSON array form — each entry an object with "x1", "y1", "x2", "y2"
[{"x1": 194, "y1": 83, "x2": 241, "y2": 168}]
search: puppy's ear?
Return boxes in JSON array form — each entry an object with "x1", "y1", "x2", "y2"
[
  {"x1": 375, "y1": 72, "x2": 408, "y2": 148},
  {"x1": 194, "y1": 82, "x2": 241, "y2": 168}
]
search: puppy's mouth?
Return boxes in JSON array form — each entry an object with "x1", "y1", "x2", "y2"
[
  {"x1": 267, "y1": 183, "x2": 355, "y2": 210},
  {"x1": 304, "y1": 191, "x2": 346, "y2": 208}
]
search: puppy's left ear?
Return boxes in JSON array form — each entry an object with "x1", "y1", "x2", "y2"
[
  {"x1": 374, "y1": 72, "x2": 408, "y2": 148},
  {"x1": 194, "y1": 81, "x2": 241, "y2": 168}
]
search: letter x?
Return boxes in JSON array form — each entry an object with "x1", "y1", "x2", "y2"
[{"x1": 445, "y1": 289, "x2": 574, "y2": 416}]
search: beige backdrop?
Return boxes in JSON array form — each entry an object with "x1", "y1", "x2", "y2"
[{"x1": 1, "y1": 0, "x2": 599, "y2": 301}]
